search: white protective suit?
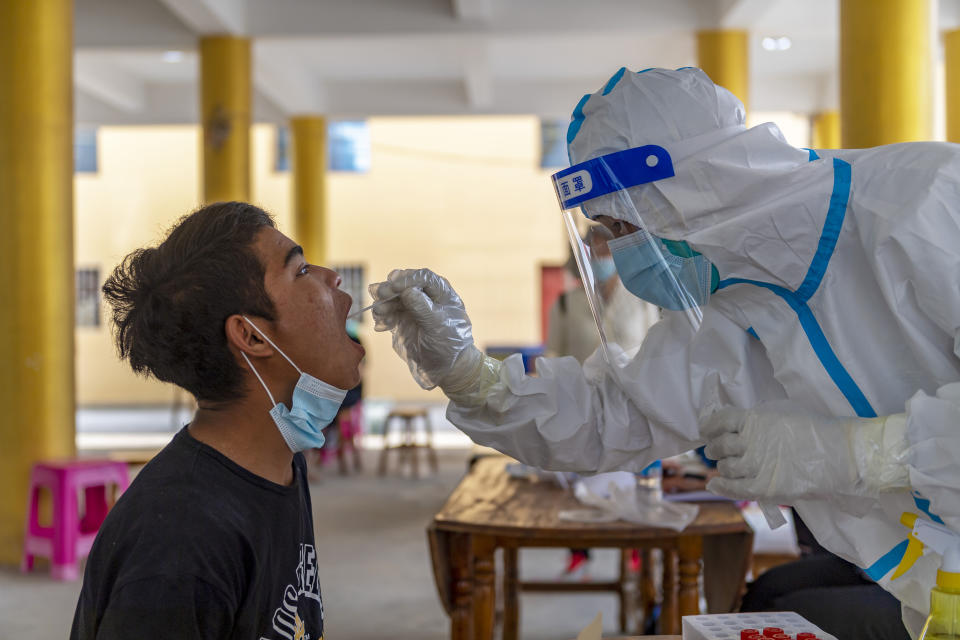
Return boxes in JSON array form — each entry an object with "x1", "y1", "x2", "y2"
[{"x1": 373, "y1": 68, "x2": 960, "y2": 632}]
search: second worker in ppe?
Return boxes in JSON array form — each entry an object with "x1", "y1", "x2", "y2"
[{"x1": 371, "y1": 67, "x2": 960, "y2": 634}]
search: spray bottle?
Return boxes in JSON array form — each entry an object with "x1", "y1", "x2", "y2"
[{"x1": 893, "y1": 513, "x2": 960, "y2": 639}]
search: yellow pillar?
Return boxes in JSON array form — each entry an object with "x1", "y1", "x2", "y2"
[
  {"x1": 200, "y1": 36, "x2": 251, "y2": 203},
  {"x1": 840, "y1": 0, "x2": 930, "y2": 148},
  {"x1": 290, "y1": 117, "x2": 328, "y2": 266},
  {"x1": 696, "y1": 30, "x2": 749, "y2": 113},
  {"x1": 811, "y1": 111, "x2": 842, "y2": 149},
  {"x1": 945, "y1": 30, "x2": 960, "y2": 143},
  {"x1": 0, "y1": 0, "x2": 76, "y2": 564}
]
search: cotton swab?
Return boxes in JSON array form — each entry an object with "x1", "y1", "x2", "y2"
[{"x1": 347, "y1": 292, "x2": 401, "y2": 319}]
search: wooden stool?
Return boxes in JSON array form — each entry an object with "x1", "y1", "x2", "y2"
[{"x1": 377, "y1": 407, "x2": 438, "y2": 478}]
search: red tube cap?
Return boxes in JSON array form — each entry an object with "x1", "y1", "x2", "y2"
[
  {"x1": 741, "y1": 630, "x2": 761, "y2": 640},
  {"x1": 763, "y1": 629, "x2": 784, "y2": 638}
]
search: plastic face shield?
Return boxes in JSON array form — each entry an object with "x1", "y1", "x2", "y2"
[{"x1": 551, "y1": 145, "x2": 707, "y2": 363}]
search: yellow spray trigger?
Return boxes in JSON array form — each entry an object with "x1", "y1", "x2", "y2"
[{"x1": 893, "y1": 512, "x2": 924, "y2": 580}]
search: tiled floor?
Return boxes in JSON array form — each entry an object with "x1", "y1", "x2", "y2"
[{"x1": 6, "y1": 438, "x2": 627, "y2": 640}]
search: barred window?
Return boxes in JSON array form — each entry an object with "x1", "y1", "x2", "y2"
[
  {"x1": 328, "y1": 121, "x2": 370, "y2": 172},
  {"x1": 275, "y1": 125, "x2": 291, "y2": 172},
  {"x1": 333, "y1": 264, "x2": 365, "y2": 321},
  {"x1": 75, "y1": 126, "x2": 98, "y2": 173},
  {"x1": 76, "y1": 267, "x2": 100, "y2": 327},
  {"x1": 275, "y1": 120, "x2": 371, "y2": 173},
  {"x1": 540, "y1": 118, "x2": 568, "y2": 168}
]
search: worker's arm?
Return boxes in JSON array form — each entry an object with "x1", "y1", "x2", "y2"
[
  {"x1": 699, "y1": 375, "x2": 960, "y2": 542},
  {"x1": 701, "y1": 406, "x2": 911, "y2": 501},
  {"x1": 448, "y1": 302, "x2": 784, "y2": 473},
  {"x1": 445, "y1": 349, "x2": 684, "y2": 473},
  {"x1": 372, "y1": 269, "x2": 782, "y2": 473}
]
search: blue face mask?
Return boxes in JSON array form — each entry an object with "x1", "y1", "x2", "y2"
[
  {"x1": 607, "y1": 230, "x2": 717, "y2": 310},
  {"x1": 241, "y1": 317, "x2": 347, "y2": 452},
  {"x1": 590, "y1": 255, "x2": 617, "y2": 283}
]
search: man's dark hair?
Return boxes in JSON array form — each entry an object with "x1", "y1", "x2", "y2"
[{"x1": 103, "y1": 202, "x2": 276, "y2": 403}]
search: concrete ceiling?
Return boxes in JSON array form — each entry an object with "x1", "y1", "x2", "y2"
[{"x1": 72, "y1": 0, "x2": 954, "y2": 125}]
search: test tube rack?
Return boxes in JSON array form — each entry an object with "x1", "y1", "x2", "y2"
[{"x1": 682, "y1": 612, "x2": 838, "y2": 640}]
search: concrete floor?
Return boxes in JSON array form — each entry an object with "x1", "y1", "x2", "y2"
[{"x1": 2, "y1": 448, "x2": 628, "y2": 640}]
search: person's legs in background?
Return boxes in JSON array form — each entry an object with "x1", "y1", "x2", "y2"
[
  {"x1": 563, "y1": 548, "x2": 591, "y2": 580},
  {"x1": 741, "y1": 551, "x2": 909, "y2": 640},
  {"x1": 770, "y1": 582, "x2": 907, "y2": 640}
]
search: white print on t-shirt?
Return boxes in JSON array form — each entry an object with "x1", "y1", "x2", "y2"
[
  {"x1": 297, "y1": 543, "x2": 322, "y2": 605},
  {"x1": 260, "y1": 544, "x2": 324, "y2": 640}
]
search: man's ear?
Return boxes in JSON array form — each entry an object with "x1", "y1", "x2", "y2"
[{"x1": 225, "y1": 315, "x2": 273, "y2": 359}]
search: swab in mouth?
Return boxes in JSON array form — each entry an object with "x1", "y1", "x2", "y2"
[{"x1": 347, "y1": 292, "x2": 401, "y2": 319}]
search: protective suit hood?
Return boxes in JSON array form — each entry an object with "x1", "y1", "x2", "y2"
[
  {"x1": 566, "y1": 67, "x2": 819, "y2": 292},
  {"x1": 567, "y1": 67, "x2": 811, "y2": 242},
  {"x1": 567, "y1": 67, "x2": 747, "y2": 163}
]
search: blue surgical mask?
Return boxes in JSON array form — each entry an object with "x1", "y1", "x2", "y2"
[
  {"x1": 241, "y1": 317, "x2": 347, "y2": 452},
  {"x1": 590, "y1": 255, "x2": 617, "y2": 283},
  {"x1": 607, "y1": 229, "x2": 717, "y2": 310}
]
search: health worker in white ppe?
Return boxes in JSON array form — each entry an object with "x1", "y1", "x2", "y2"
[{"x1": 370, "y1": 67, "x2": 960, "y2": 635}]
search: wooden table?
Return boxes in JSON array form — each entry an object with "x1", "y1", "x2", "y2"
[{"x1": 429, "y1": 457, "x2": 753, "y2": 640}]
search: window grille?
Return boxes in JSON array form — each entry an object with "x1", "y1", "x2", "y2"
[
  {"x1": 333, "y1": 264, "x2": 366, "y2": 321},
  {"x1": 540, "y1": 118, "x2": 568, "y2": 168},
  {"x1": 75, "y1": 126, "x2": 98, "y2": 173},
  {"x1": 76, "y1": 267, "x2": 100, "y2": 327},
  {"x1": 275, "y1": 120, "x2": 371, "y2": 173}
]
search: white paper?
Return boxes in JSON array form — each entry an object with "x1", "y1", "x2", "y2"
[{"x1": 575, "y1": 612, "x2": 602, "y2": 640}]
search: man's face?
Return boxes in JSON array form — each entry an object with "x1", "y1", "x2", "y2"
[
  {"x1": 252, "y1": 227, "x2": 364, "y2": 391},
  {"x1": 588, "y1": 233, "x2": 612, "y2": 258},
  {"x1": 594, "y1": 215, "x2": 639, "y2": 239}
]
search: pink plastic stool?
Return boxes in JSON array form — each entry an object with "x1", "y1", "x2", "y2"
[
  {"x1": 320, "y1": 403, "x2": 364, "y2": 466},
  {"x1": 21, "y1": 459, "x2": 130, "y2": 580}
]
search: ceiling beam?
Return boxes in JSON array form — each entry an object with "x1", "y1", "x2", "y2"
[
  {"x1": 158, "y1": 0, "x2": 247, "y2": 35},
  {"x1": 942, "y1": 0, "x2": 960, "y2": 31},
  {"x1": 464, "y1": 64, "x2": 493, "y2": 109},
  {"x1": 462, "y1": 37, "x2": 492, "y2": 109},
  {"x1": 817, "y1": 71, "x2": 839, "y2": 112},
  {"x1": 718, "y1": 0, "x2": 775, "y2": 28},
  {"x1": 452, "y1": 0, "x2": 494, "y2": 22},
  {"x1": 254, "y1": 56, "x2": 325, "y2": 116},
  {"x1": 75, "y1": 57, "x2": 146, "y2": 113}
]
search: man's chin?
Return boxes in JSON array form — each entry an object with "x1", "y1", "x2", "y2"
[{"x1": 350, "y1": 365, "x2": 363, "y2": 389}]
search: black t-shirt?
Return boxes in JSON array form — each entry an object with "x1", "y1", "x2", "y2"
[{"x1": 70, "y1": 427, "x2": 325, "y2": 640}]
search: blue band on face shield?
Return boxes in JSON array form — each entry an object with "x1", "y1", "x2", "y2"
[{"x1": 552, "y1": 145, "x2": 675, "y2": 210}]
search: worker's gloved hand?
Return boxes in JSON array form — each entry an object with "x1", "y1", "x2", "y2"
[
  {"x1": 370, "y1": 269, "x2": 501, "y2": 405},
  {"x1": 701, "y1": 407, "x2": 911, "y2": 502}
]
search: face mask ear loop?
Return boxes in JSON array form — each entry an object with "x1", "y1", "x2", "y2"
[
  {"x1": 240, "y1": 351, "x2": 277, "y2": 407},
  {"x1": 242, "y1": 316, "x2": 303, "y2": 375}
]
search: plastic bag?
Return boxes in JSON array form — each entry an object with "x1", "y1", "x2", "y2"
[{"x1": 559, "y1": 473, "x2": 700, "y2": 531}]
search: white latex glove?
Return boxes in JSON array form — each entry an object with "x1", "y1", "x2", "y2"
[
  {"x1": 370, "y1": 268, "x2": 500, "y2": 405},
  {"x1": 701, "y1": 407, "x2": 911, "y2": 502}
]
